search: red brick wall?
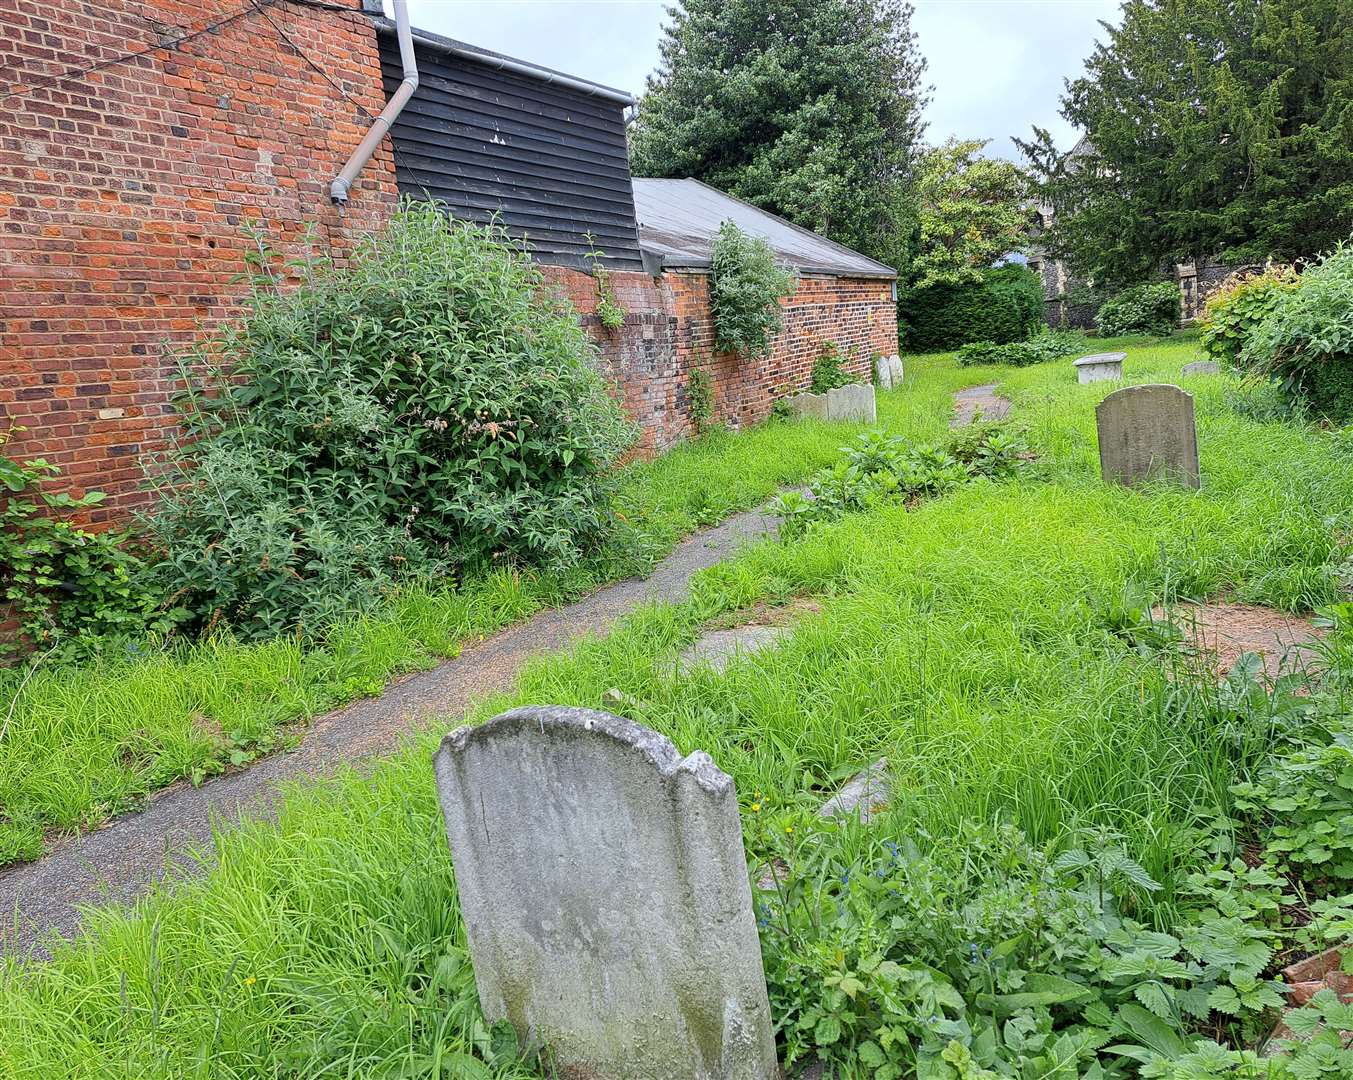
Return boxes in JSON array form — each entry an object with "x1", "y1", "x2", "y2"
[
  {"x1": 668, "y1": 272, "x2": 897, "y2": 436},
  {"x1": 0, "y1": 0, "x2": 398, "y2": 520},
  {"x1": 542, "y1": 267, "x2": 897, "y2": 455},
  {"x1": 2, "y1": 0, "x2": 899, "y2": 519}
]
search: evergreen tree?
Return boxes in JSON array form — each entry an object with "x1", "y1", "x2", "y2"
[
  {"x1": 1019, "y1": 0, "x2": 1353, "y2": 286},
  {"x1": 630, "y1": 0, "x2": 929, "y2": 272}
]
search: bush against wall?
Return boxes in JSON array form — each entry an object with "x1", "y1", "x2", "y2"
[
  {"x1": 709, "y1": 220, "x2": 797, "y2": 357},
  {"x1": 1094, "y1": 281, "x2": 1180, "y2": 337},
  {"x1": 144, "y1": 203, "x2": 636, "y2": 639},
  {"x1": 900, "y1": 266, "x2": 1043, "y2": 351},
  {"x1": 1243, "y1": 242, "x2": 1353, "y2": 422},
  {"x1": 809, "y1": 342, "x2": 855, "y2": 393},
  {"x1": 1, "y1": 428, "x2": 159, "y2": 659},
  {"x1": 1199, "y1": 265, "x2": 1301, "y2": 368}
]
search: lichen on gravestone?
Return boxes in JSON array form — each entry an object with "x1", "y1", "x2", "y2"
[
  {"x1": 434, "y1": 705, "x2": 777, "y2": 1080},
  {"x1": 1095, "y1": 383, "x2": 1201, "y2": 489}
]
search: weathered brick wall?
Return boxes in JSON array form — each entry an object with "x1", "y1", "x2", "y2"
[
  {"x1": 544, "y1": 267, "x2": 898, "y2": 454},
  {"x1": 0, "y1": 0, "x2": 398, "y2": 520},
  {"x1": 668, "y1": 272, "x2": 896, "y2": 434}
]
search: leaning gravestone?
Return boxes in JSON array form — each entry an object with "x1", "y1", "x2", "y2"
[
  {"x1": 874, "y1": 353, "x2": 904, "y2": 390},
  {"x1": 1182, "y1": 360, "x2": 1220, "y2": 376},
  {"x1": 434, "y1": 705, "x2": 777, "y2": 1080},
  {"x1": 1095, "y1": 383, "x2": 1200, "y2": 489}
]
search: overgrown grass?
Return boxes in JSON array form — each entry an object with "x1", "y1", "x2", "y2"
[
  {"x1": 0, "y1": 408, "x2": 887, "y2": 865},
  {"x1": 6, "y1": 334, "x2": 1353, "y2": 1077}
]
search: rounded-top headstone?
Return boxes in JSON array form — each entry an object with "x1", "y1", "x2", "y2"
[{"x1": 434, "y1": 705, "x2": 777, "y2": 1080}]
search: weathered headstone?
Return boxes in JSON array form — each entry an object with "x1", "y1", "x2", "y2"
[
  {"x1": 874, "y1": 353, "x2": 904, "y2": 390},
  {"x1": 434, "y1": 705, "x2": 777, "y2": 1080},
  {"x1": 1095, "y1": 383, "x2": 1200, "y2": 489},
  {"x1": 1073, "y1": 352, "x2": 1126, "y2": 384},
  {"x1": 786, "y1": 383, "x2": 876, "y2": 424},
  {"x1": 826, "y1": 382, "x2": 877, "y2": 423},
  {"x1": 1182, "y1": 360, "x2": 1220, "y2": 376}
]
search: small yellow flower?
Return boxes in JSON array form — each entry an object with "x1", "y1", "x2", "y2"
[
  {"x1": 750, "y1": 802, "x2": 762, "y2": 813},
  {"x1": 785, "y1": 825, "x2": 795, "y2": 835},
  {"x1": 243, "y1": 976, "x2": 257, "y2": 987}
]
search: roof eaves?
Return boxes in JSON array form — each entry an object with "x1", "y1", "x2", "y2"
[
  {"x1": 681, "y1": 177, "x2": 897, "y2": 279},
  {"x1": 368, "y1": 16, "x2": 636, "y2": 106}
]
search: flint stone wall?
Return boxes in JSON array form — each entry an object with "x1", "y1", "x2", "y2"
[{"x1": 434, "y1": 705, "x2": 776, "y2": 1080}]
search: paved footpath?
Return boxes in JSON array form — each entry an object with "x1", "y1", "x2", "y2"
[{"x1": 1, "y1": 508, "x2": 776, "y2": 960}]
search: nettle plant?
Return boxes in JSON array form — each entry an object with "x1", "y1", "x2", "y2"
[
  {"x1": 709, "y1": 220, "x2": 796, "y2": 358},
  {"x1": 770, "y1": 423, "x2": 1031, "y2": 540},
  {"x1": 144, "y1": 203, "x2": 636, "y2": 639}
]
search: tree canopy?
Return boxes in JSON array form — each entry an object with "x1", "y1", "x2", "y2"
[
  {"x1": 1019, "y1": 0, "x2": 1353, "y2": 286},
  {"x1": 629, "y1": 0, "x2": 929, "y2": 273},
  {"x1": 912, "y1": 138, "x2": 1030, "y2": 289}
]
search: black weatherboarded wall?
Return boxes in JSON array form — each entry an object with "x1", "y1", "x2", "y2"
[{"x1": 378, "y1": 26, "x2": 644, "y2": 270}]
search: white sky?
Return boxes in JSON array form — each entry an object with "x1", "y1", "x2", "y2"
[{"x1": 402, "y1": 0, "x2": 1123, "y2": 160}]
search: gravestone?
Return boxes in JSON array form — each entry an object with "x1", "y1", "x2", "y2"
[
  {"x1": 1182, "y1": 360, "x2": 1220, "y2": 376},
  {"x1": 434, "y1": 705, "x2": 777, "y2": 1080},
  {"x1": 827, "y1": 382, "x2": 877, "y2": 423},
  {"x1": 786, "y1": 383, "x2": 876, "y2": 424},
  {"x1": 1095, "y1": 383, "x2": 1200, "y2": 489},
  {"x1": 1074, "y1": 352, "x2": 1126, "y2": 384},
  {"x1": 874, "y1": 353, "x2": 904, "y2": 390}
]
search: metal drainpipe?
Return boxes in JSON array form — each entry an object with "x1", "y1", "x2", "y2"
[{"x1": 330, "y1": 0, "x2": 417, "y2": 205}]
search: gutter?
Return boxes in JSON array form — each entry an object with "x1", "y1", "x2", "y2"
[
  {"x1": 370, "y1": 19, "x2": 635, "y2": 106},
  {"x1": 330, "y1": 0, "x2": 417, "y2": 204}
]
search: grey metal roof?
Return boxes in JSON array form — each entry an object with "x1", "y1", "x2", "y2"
[{"x1": 631, "y1": 178, "x2": 897, "y2": 279}]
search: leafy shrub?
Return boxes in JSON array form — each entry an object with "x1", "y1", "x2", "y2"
[
  {"x1": 752, "y1": 812, "x2": 1286, "y2": 1079},
  {"x1": 1, "y1": 426, "x2": 158, "y2": 659},
  {"x1": 769, "y1": 423, "x2": 1030, "y2": 539},
  {"x1": 1095, "y1": 281, "x2": 1181, "y2": 337},
  {"x1": 956, "y1": 329, "x2": 1087, "y2": 367},
  {"x1": 1243, "y1": 243, "x2": 1353, "y2": 421},
  {"x1": 144, "y1": 204, "x2": 635, "y2": 639},
  {"x1": 1198, "y1": 265, "x2": 1300, "y2": 368},
  {"x1": 808, "y1": 342, "x2": 855, "y2": 393},
  {"x1": 709, "y1": 220, "x2": 797, "y2": 357},
  {"x1": 900, "y1": 265, "x2": 1044, "y2": 351}
]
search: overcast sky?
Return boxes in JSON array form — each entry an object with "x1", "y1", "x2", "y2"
[{"x1": 402, "y1": 0, "x2": 1123, "y2": 160}]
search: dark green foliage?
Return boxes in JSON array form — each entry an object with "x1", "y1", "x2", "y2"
[
  {"x1": 1199, "y1": 266, "x2": 1301, "y2": 368},
  {"x1": 0, "y1": 427, "x2": 159, "y2": 660},
  {"x1": 1095, "y1": 281, "x2": 1180, "y2": 337},
  {"x1": 956, "y1": 329, "x2": 1086, "y2": 367},
  {"x1": 900, "y1": 266, "x2": 1043, "y2": 351},
  {"x1": 1018, "y1": 0, "x2": 1353, "y2": 286},
  {"x1": 144, "y1": 204, "x2": 635, "y2": 639},
  {"x1": 1243, "y1": 243, "x2": 1353, "y2": 421},
  {"x1": 629, "y1": 0, "x2": 928, "y2": 272},
  {"x1": 808, "y1": 342, "x2": 854, "y2": 394},
  {"x1": 709, "y1": 221, "x2": 797, "y2": 357}
]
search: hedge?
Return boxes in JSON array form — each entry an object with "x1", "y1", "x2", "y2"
[{"x1": 900, "y1": 266, "x2": 1044, "y2": 351}]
